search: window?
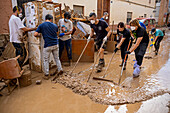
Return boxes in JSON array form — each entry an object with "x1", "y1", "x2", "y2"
[
  {"x1": 144, "y1": 14, "x2": 147, "y2": 18},
  {"x1": 127, "y1": 12, "x2": 132, "y2": 24},
  {"x1": 73, "y1": 5, "x2": 84, "y2": 16}
]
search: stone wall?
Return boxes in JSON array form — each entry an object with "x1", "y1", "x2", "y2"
[
  {"x1": 0, "y1": 0, "x2": 13, "y2": 34},
  {"x1": 0, "y1": 34, "x2": 10, "y2": 56}
]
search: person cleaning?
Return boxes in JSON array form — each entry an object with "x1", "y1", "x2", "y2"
[
  {"x1": 150, "y1": 28, "x2": 164, "y2": 55},
  {"x1": 114, "y1": 22, "x2": 132, "y2": 70},
  {"x1": 125, "y1": 19, "x2": 149, "y2": 78}
]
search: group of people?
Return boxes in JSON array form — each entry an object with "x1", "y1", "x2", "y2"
[
  {"x1": 9, "y1": 6, "x2": 164, "y2": 80},
  {"x1": 88, "y1": 12, "x2": 164, "y2": 77},
  {"x1": 9, "y1": 6, "x2": 73, "y2": 80}
]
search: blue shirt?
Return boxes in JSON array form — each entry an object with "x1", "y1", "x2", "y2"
[
  {"x1": 36, "y1": 22, "x2": 58, "y2": 48},
  {"x1": 154, "y1": 29, "x2": 164, "y2": 37},
  {"x1": 139, "y1": 21, "x2": 146, "y2": 30},
  {"x1": 100, "y1": 18, "x2": 105, "y2": 20}
]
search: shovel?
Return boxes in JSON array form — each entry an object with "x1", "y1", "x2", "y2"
[
  {"x1": 118, "y1": 39, "x2": 132, "y2": 85},
  {"x1": 87, "y1": 37, "x2": 107, "y2": 82},
  {"x1": 93, "y1": 52, "x2": 117, "y2": 84}
]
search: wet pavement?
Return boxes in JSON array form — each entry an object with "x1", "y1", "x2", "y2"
[{"x1": 0, "y1": 29, "x2": 170, "y2": 113}]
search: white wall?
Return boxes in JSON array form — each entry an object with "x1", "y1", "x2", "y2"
[
  {"x1": 53, "y1": 0, "x2": 97, "y2": 16},
  {"x1": 110, "y1": 0, "x2": 155, "y2": 24},
  {"x1": 11, "y1": 0, "x2": 17, "y2": 8}
]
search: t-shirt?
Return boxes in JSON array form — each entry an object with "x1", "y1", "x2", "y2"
[
  {"x1": 90, "y1": 20, "x2": 108, "y2": 41},
  {"x1": 154, "y1": 29, "x2": 164, "y2": 37},
  {"x1": 117, "y1": 28, "x2": 131, "y2": 46},
  {"x1": 58, "y1": 19, "x2": 73, "y2": 41},
  {"x1": 9, "y1": 15, "x2": 25, "y2": 43},
  {"x1": 100, "y1": 18, "x2": 105, "y2": 20},
  {"x1": 36, "y1": 22, "x2": 58, "y2": 48},
  {"x1": 139, "y1": 21, "x2": 146, "y2": 30},
  {"x1": 132, "y1": 27, "x2": 149, "y2": 44}
]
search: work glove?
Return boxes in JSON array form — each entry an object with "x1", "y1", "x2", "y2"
[
  {"x1": 125, "y1": 51, "x2": 131, "y2": 54},
  {"x1": 59, "y1": 33, "x2": 65, "y2": 37},
  {"x1": 114, "y1": 48, "x2": 118, "y2": 53},
  {"x1": 103, "y1": 36, "x2": 108, "y2": 42},
  {"x1": 87, "y1": 36, "x2": 91, "y2": 42}
]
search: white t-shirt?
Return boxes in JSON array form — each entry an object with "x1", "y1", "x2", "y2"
[
  {"x1": 9, "y1": 15, "x2": 25, "y2": 43},
  {"x1": 58, "y1": 18, "x2": 73, "y2": 41}
]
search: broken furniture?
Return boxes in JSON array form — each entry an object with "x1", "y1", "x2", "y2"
[
  {"x1": 23, "y1": 1, "x2": 62, "y2": 72},
  {"x1": 0, "y1": 56, "x2": 23, "y2": 95}
]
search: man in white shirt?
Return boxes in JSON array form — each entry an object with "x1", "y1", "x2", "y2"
[
  {"x1": 58, "y1": 12, "x2": 73, "y2": 66},
  {"x1": 9, "y1": 6, "x2": 36, "y2": 67}
]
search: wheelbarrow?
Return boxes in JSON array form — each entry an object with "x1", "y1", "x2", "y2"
[{"x1": 0, "y1": 55, "x2": 24, "y2": 95}]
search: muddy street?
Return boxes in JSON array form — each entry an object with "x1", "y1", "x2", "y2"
[{"x1": 0, "y1": 29, "x2": 170, "y2": 113}]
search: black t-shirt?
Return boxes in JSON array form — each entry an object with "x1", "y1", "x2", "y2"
[
  {"x1": 90, "y1": 20, "x2": 108, "y2": 41},
  {"x1": 132, "y1": 27, "x2": 149, "y2": 44},
  {"x1": 117, "y1": 28, "x2": 131, "y2": 47}
]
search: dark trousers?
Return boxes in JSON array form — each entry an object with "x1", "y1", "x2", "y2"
[
  {"x1": 59, "y1": 39, "x2": 72, "y2": 60},
  {"x1": 135, "y1": 54, "x2": 144, "y2": 66},
  {"x1": 12, "y1": 42, "x2": 26, "y2": 67},
  {"x1": 154, "y1": 36, "x2": 163, "y2": 52},
  {"x1": 134, "y1": 43, "x2": 148, "y2": 66},
  {"x1": 121, "y1": 42, "x2": 132, "y2": 62}
]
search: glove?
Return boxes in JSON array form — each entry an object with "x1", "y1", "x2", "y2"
[
  {"x1": 152, "y1": 42, "x2": 155, "y2": 45},
  {"x1": 103, "y1": 36, "x2": 108, "y2": 42},
  {"x1": 151, "y1": 38, "x2": 153, "y2": 41},
  {"x1": 150, "y1": 44, "x2": 153, "y2": 47},
  {"x1": 125, "y1": 51, "x2": 131, "y2": 54},
  {"x1": 130, "y1": 37, "x2": 134, "y2": 41},
  {"x1": 114, "y1": 48, "x2": 118, "y2": 53},
  {"x1": 87, "y1": 36, "x2": 91, "y2": 42},
  {"x1": 59, "y1": 33, "x2": 65, "y2": 37}
]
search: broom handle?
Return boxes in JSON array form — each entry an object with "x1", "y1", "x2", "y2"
[
  {"x1": 69, "y1": 40, "x2": 90, "y2": 75},
  {"x1": 87, "y1": 39, "x2": 106, "y2": 82},
  {"x1": 118, "y1": 39, "x2": 132, "y2": 85},
  {"x1": 103, "y1": 52, "x2": 115, "y2": 78}
]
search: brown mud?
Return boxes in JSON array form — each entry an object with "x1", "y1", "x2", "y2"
[{"x1": 53, "y1": 31, "x2": 170, "y2": 105}]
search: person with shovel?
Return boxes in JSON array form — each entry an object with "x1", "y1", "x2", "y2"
[
  {"x1": 150, "y1": 28, "x2": 164, "y2": 55},
  {"x1": 125, "y1": 19, "x2": 149, "y2": 78},
  {"x1": 114, "y1": 22, "x2": 132, "y2": 70},
  {"x1": 88, "y1": 12, "x2": 112, "y2": 72}
]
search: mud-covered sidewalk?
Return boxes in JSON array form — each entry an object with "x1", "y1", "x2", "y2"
[{"x1": 0, "y1": 29, "x2": 170, "y2": 113}]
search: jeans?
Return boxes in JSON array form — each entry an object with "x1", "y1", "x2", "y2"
[
  {"x1": 12, "y1": 42, "x2": 26, "y2": 67},
  {"x1": 154, "y1": 36, "x2": 163, "y2": 52},
  {"x1": 59, "y1": 39, "x2": 72, "y2": 60},
  {"x1": 43, "y1": 45, "x2": 62, "y2": 75}
]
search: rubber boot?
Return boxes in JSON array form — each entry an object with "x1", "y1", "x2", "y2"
[
  {"x1": 96, "y1": 59, "x2": 105, "y2": 73},
  {"x1": 133, "y1": 64, "x2": 140, "y2": 78},
  {"x1": 133, "y1": 61, "x2": 138, "y2": 69},
  {"x1": 119, "y1": 60, "x2": 124, "y2": 67},
  {"x1": 123, "y1": 61, "x2": 127, "y2": 70}
]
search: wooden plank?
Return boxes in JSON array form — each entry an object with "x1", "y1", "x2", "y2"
[
  {"x1": 61, "y1": 39, "x2": 94, "y2": 62},
  {"x1": 106, "y1": 41, "x2": 115, "y2": 52}
]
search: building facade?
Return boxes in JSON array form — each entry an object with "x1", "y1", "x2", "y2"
[
  {"x1": 0, "y1": 0, "x2": 157, "y2": 34},
  {"x1": 54, "y1": 0, "x2": 156, "y2": 25}
]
